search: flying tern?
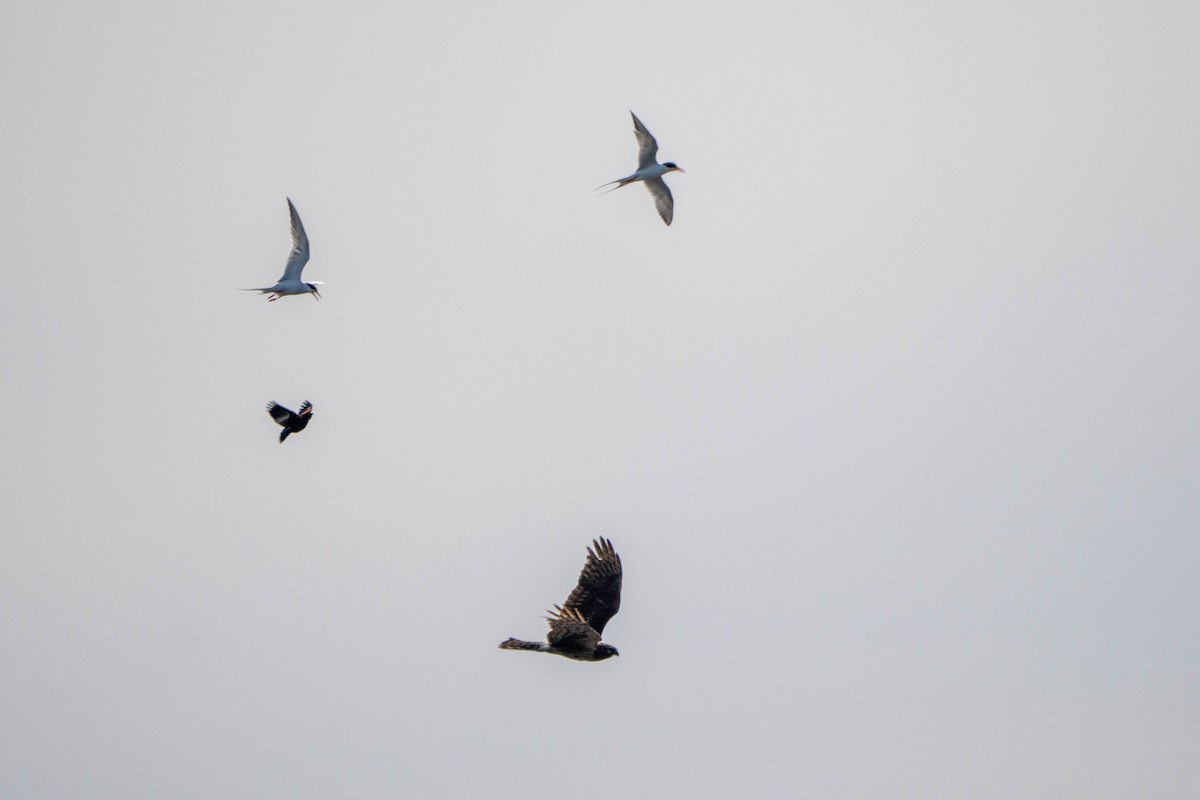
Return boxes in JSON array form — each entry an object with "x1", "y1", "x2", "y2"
[
  {"x1": 597, "y1": 111, "x2": 684, "y2": 226},
  {"x1": 241, "y1": 199, "x2": 323, "y2": 301},
  {"x1": 267, "y1": 401, "x2": 313, "y2": 443}
]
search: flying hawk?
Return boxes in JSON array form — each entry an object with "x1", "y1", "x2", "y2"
[
  {"x1": 500, "y1": 537, "x2": 623, "y2": 662},
  {"x1": 267, "y1": 400, "x2": 313, "y2": 443}
]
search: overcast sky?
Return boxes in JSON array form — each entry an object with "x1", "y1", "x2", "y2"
[{"x1": 2, "y1": 2, "x2": 1199, "y2": 797}]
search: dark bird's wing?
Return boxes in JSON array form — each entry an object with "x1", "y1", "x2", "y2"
[
  {"x1": 563, "y1": 537, "x2": 623, "y2": 635},
  {"x1": 644, "y1": 178, "x2": 674, "y2": 226},
  {"x1": 267, "y1": 402, "x2": 297, "y2": 427},
  {"x1": 278, "y1": 198, "x2": 311, "y2": 283},
  {"x1": 546, "y1": 605, "x2": 600, "y2": 654},
  {"x1": 298, "y1": 400, "x2": 313, "y2": 416},
  {"x1": 631, "y1": 112, "x2": 659, "y2": 171}
]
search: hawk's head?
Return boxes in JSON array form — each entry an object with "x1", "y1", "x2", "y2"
[{"x1": 594, "y1": 644, "x2": 619, "y2": 660}]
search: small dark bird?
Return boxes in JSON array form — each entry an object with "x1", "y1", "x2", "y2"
[
  {"x1": 500, "y1": 537, "x2": 623, "y2": 662},
  {"x1": 267, "y1": 400, "x2": 313, "y2": 443}
]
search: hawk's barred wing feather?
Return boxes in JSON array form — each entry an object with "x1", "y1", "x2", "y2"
[
  {"x1": 545, "y1": 605, "x2": 601, "y2": 653},
  {"x1": 563, "y1": 537, "x2": 622, "y2": 635}
]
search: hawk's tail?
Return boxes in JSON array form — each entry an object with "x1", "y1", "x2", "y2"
[{"x1": 499, "y1": 638, "x2": 548, "y2": 652}]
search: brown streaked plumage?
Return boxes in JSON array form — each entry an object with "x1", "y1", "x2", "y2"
[{"x1": 499, "y1": 537, "x2": 623, "y2": 662}]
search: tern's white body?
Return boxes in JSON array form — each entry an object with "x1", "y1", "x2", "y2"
[
  {"x1": 622, "y1": 164, "x2": 676, "y2": 182},
  {"x1": 598, "y1": 112, "x2": 684, "y2": 226},
  {"x1": 241, "y1": 198, "x2": 323, "y2": 302},
  {"x1": 265, "y1": 279, "x2": 318, "y2": 298}
]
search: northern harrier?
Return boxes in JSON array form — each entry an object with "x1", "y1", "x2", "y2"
[
  {"x1": 500, "y1": 537, "x2": 623, "y2": 662},
  {"x1": 596, "y1": 112, "x2": 684, "y2": 226},
  {"x1": 267, "y1": 400, "x2": 313, "y2": 443},
  {"x1": 240, "y1": 198, "x2": 324, "y2": 301}
]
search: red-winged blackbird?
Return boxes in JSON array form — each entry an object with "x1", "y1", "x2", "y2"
[{"x1": 267, "y1": 401, "x2": 313, "y2": 443}]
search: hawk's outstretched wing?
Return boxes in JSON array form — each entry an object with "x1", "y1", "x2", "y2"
[
  {"x1": 267, "y1": 402, "x2": 296, "y2": 427},
  {"x1": 545, "y1": 605, "x2": 600, "y2": 654},
  {"x1": 298, "y1": 400, "x2": 313, "y2": 416},
  {"x1": 563, "y1": 537, "x2": 622, "y2": 635}
]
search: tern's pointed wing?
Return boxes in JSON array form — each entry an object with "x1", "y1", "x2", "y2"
[
  {"x1": 631, "y1": 111, "x2": 659, "y2": 171},
  {"x1": 644, "y1": 177, "x2": 674, "y2": 226},
  {"x1": 267, "y1": 402, "x2": 297, "y2": 427},
  {"x1": 562, "y1": 538, "x2": 623, "y2": 635},
  {"x1": 278, "y1": 198, "x2": 310, "y2": 283}
]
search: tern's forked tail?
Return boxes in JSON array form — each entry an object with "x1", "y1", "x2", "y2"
[{"x1": 595, "y1": 176, "x2": 636, "y2": 194}]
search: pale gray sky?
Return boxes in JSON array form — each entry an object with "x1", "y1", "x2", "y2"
[{"x1": 2, "y1": 1, "x2": 1199, "y2": 798}]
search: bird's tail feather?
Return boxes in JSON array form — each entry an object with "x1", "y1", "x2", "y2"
[
  {"x1": 279, "y1": 429, "x2": 291, "y2": 444},
  {"x1": 499, "y1": 638, "x2": 547, "y2": 652},
  {"x1": 595, "y1": 177, "x2": 635, "y2": 194},
  {"x1": 238, "y1": 287, "x2": 273, "y2": 293}
]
